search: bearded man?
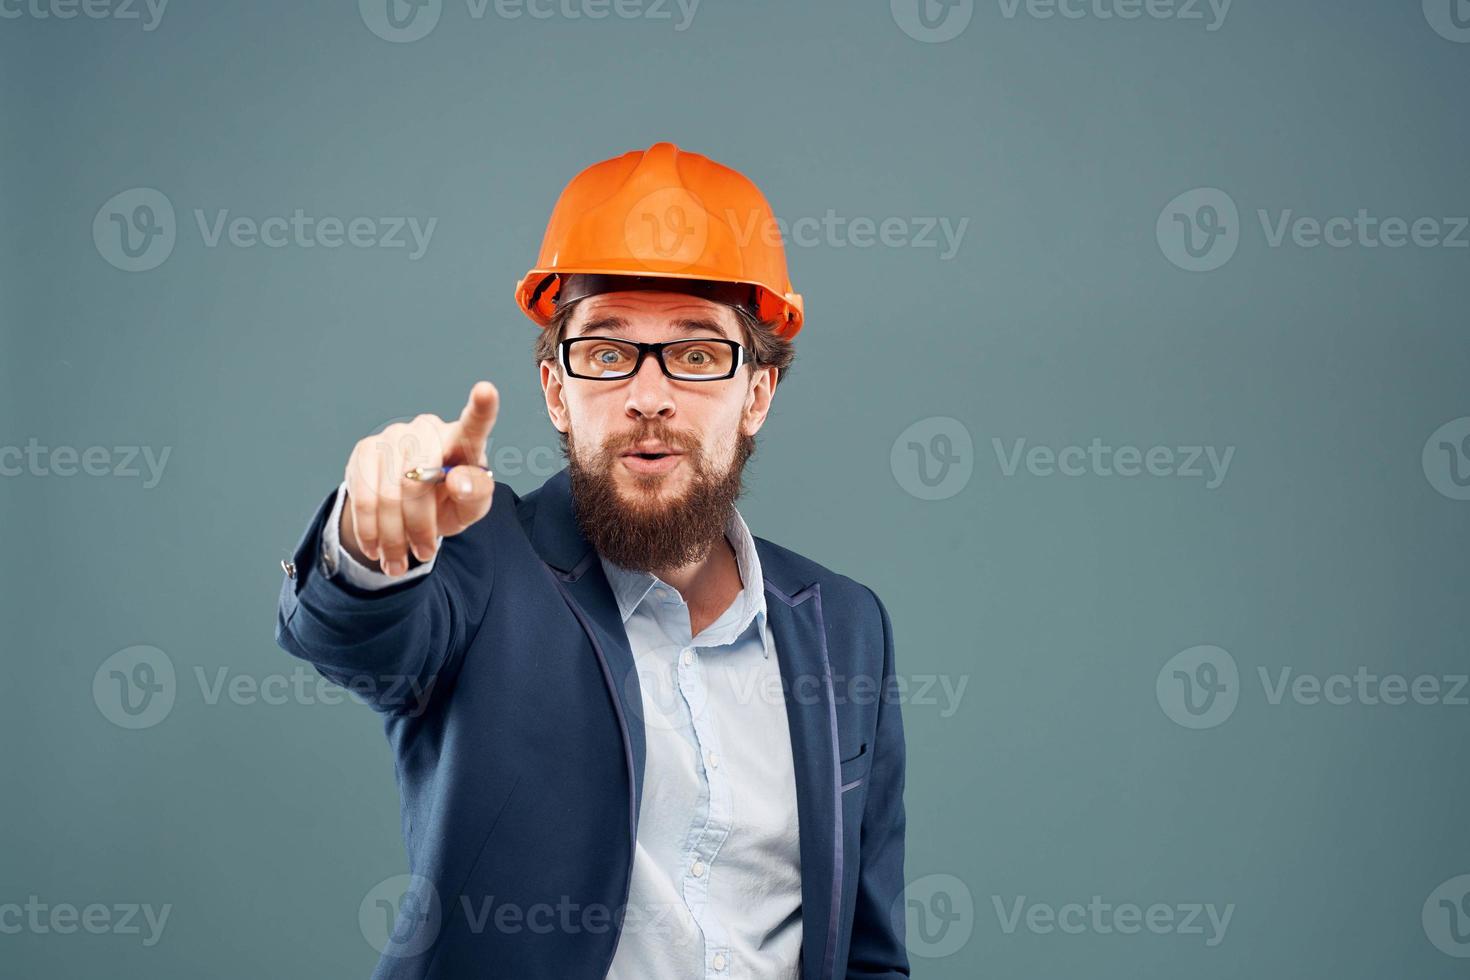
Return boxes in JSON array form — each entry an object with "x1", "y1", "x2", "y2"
[{"x1": 274, "y1": 142, "x2": 909, "y2": 980}]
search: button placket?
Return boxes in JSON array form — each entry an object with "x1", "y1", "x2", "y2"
[{"x1": 676, "y1": 639, "x2": 734, "y2": 972}]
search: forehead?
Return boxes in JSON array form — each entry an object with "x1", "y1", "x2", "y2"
[{"x1": 566, "y1": 290, "x2": 740, "y2": 341}]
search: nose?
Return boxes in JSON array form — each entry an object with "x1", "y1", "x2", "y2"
[{"x1": 623, "y1": 349, "x2": 676, "y2": 420}]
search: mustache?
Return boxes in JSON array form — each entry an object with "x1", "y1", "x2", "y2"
[{"x1": 608, "y1": 428, "x2": 698, "y2": 456}]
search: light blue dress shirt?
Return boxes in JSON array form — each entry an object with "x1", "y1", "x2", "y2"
[{"x1": 322, "y1": 484, "x2": 804, "y2": 978}]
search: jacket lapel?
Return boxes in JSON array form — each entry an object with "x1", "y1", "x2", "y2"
[
  {"x1": 761, "y1": 547, "x2": 842, "y2": 980},
  {"x1": 521, "y1": 468, "x2": 647, "y2": 833}
]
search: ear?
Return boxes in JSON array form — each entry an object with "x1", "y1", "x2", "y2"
[
  {"x1": 541, "y1": 360, "x2": 569, "y2": 433},
  {"x1": 741, "y1": 364, "x2": 778, "y2": 437}
]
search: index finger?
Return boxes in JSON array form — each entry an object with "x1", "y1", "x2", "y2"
[{"x1": 445, "y1": 380, "x2": 499, "y2": 465}]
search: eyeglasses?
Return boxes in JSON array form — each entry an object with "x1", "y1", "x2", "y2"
[{"x1": 558, "y1": 336, "x2": 748, "y2": 382}]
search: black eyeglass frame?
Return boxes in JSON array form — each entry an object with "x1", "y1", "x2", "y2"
[{"x1": 558, "y1": 336, "x2": 749, "y2": 382}]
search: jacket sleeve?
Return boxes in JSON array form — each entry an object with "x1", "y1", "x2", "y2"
[
  {"x1": 846, "y1": 586, "x2": 911, "y2": 978},
  {"x1": 273, "y1": 484, "x2": 494, "y2": 715}
]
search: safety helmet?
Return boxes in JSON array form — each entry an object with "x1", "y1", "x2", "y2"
[{"x1": 514, "y1": 142, "x2": 804, "y2": 339}]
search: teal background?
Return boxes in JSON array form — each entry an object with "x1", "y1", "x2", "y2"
[{"x1": 4, "y1": 0, "x2": 1469, "y2": 976}]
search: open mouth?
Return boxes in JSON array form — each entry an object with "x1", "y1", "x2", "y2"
[{"x1": 620, "y1": 449, "x2": 684, "y2": 474}]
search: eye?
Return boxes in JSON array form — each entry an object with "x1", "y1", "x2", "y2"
[{"x1": 589, "y1": 345, "x2": 630, "y2": 365}]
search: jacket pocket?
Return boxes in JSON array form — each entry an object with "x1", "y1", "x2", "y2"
[{"x1": 839, "y1": 742, "x2": 870, "y2": 792}]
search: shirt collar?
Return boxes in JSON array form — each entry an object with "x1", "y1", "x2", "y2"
[{"x1": 598, "y1": 506, "x2": 769, "y2": 657}]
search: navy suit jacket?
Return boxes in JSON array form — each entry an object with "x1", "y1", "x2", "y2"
[{"x1": 275, "y1": 466, "x2": 909, "y2": 979}]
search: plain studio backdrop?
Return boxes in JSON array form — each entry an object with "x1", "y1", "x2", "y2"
[{"x1": 3, "y1": 0, "x2": 1468, "y2": 976}]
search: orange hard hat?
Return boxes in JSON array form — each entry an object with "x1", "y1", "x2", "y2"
[{"x1": 514, "y1": 141, "x2": 805, "y2": 339}]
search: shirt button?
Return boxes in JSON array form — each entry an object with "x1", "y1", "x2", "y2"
[
  {"x1": 690, "y1": 859, "x2": 705, "y2": 877},
  {"x1": 706, "y1": 751, "x2": 719, "y2": 769},
  {"x1": 712, "y1": 952, "x2": 727, "y2": 970},
  {"x1": 681, "y1": 649, "x2": 694, "y2": 666}
]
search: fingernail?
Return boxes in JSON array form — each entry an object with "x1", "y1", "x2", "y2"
[{"x1": 455, "y1": 475, "x2": 472, "y2": 496}]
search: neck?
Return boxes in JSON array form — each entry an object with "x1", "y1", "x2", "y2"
[{"x1": 654, "y1": 532, "x2": 744, "y2": 637}]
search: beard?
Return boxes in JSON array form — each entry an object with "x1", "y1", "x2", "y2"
[{"x1": 566, "y1": 422, "x2": 756, "y2": 574}]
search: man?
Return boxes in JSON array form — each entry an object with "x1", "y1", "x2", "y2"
[{"x1": 275, "y1": 142, "x2": 909, "y2": 979}]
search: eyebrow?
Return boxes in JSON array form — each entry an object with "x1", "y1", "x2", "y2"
[{"x1": 572, "y1": 316, "x2": 731, "y2": 340}]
